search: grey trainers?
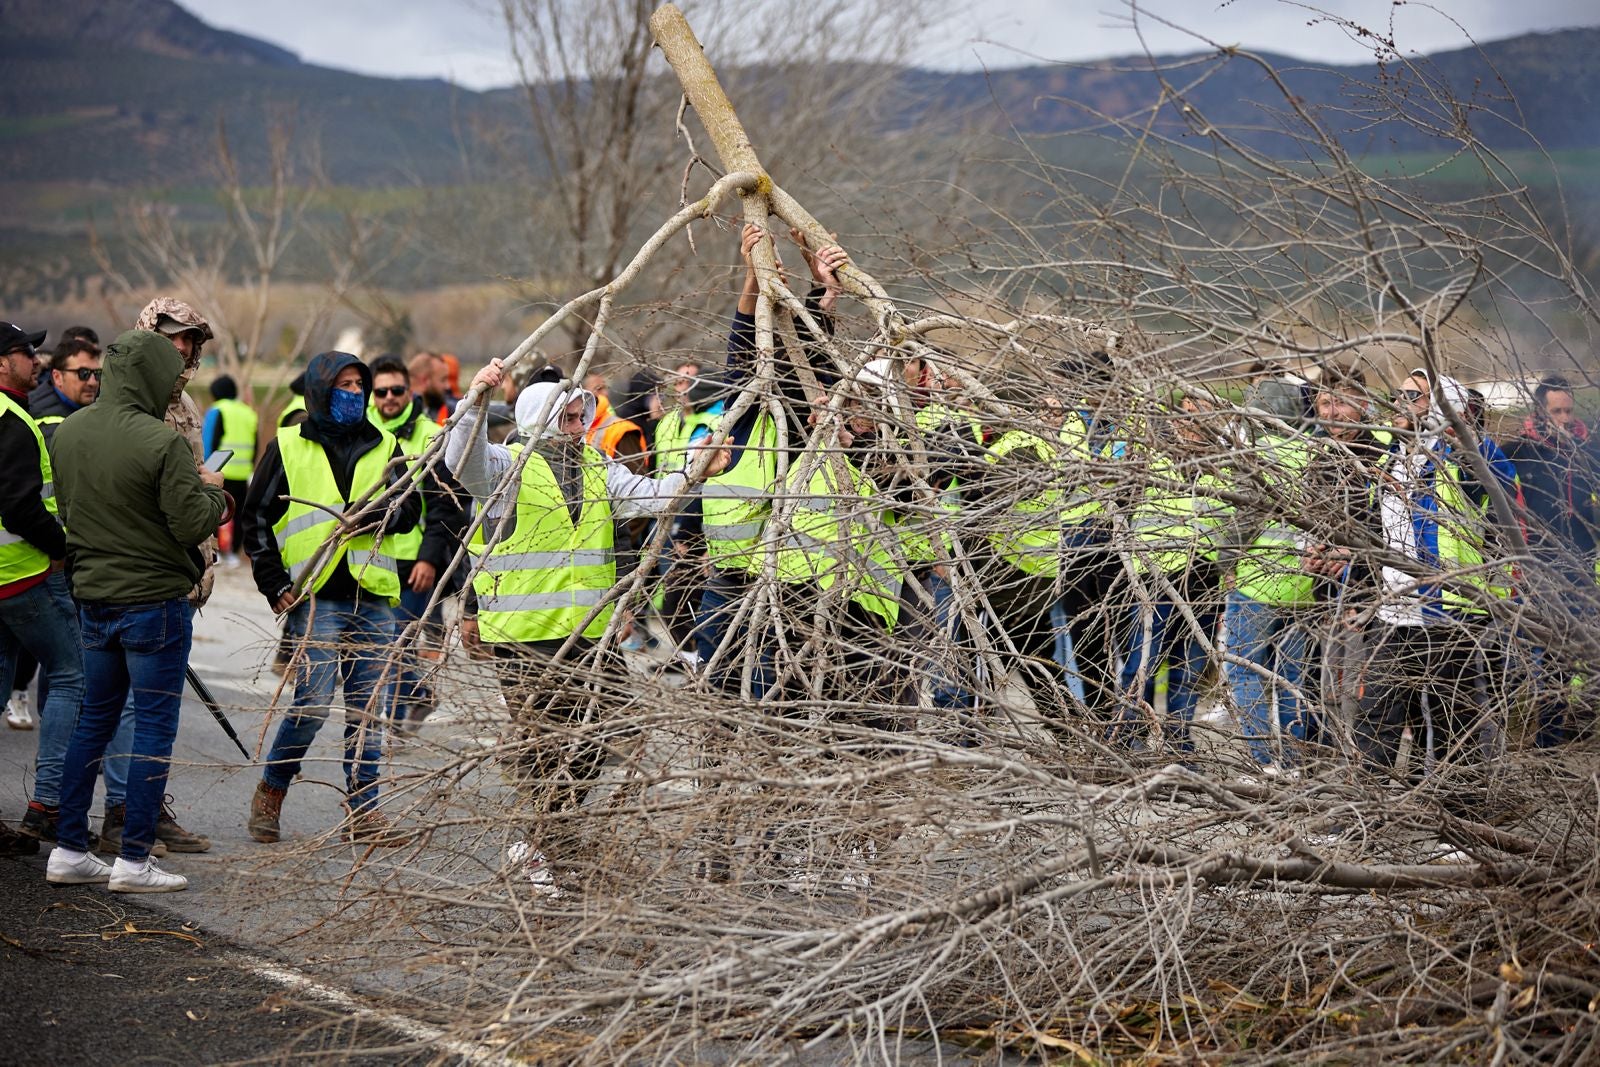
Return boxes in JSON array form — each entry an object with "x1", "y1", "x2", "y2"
[
  {"x1": 46, "y1": 848, "x2": 112, "y2": 885},
  {"x1": 108, "y1": 857, "x2": 188, "y2": 894}
]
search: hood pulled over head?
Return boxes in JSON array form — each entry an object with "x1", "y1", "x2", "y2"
[
  {"x1": 302, "y1": 351, "x2": 372, "y2": 440},
  {"x1": 514, "y1": 380, "x2": 595, "y2": 442},
  {"x1": 99, "y1": 330, "x2": 186, "y2": 419}
]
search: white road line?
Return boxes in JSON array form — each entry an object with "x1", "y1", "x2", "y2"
[{"x1": 227, "y1": 950, "x2": 511, "y2": 1064}]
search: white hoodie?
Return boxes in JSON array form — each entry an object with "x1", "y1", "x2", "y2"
[{"x1": 445, "y1": 382, "x2": 686, "y2": 523}]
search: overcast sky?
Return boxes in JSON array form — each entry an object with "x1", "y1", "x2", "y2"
[{"x1": 185, "y1": 0, "x2": 1600, "y2": 91}]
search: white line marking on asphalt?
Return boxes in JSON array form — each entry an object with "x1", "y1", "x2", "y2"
[{"x1": 228, "y1": 951, "x2": 510, "y2": 1064}]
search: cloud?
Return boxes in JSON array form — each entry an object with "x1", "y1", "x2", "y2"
[
  {"x1": 186, "y1": 0, "x2": 1600, "y2": 88},
  {"x1": 922, "y1": 0, "x2": 1600, "y2": 70}
]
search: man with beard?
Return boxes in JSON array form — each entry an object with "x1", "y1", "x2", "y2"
[
  {"x1": 242, "y1": 352, "x2": 422, "y2": 844},
  {"x1": 367, "y1": 353, "x2": 467, "y2": 729},
  {"x1": 1504, "y1": 376, "x2": 1600, "y2": 744},
  {"x1": 0, "y1": 322, "x2": 83, "y2": 854},
  {"x1": 409, "y1": 351, "x2": 449, "y2": 424}
]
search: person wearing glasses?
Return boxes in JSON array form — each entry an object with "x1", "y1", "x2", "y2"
[
  {"x1": 365, "y1": 353, "x2": 467, "y2": 731},
  {"x1": 27, "y1": 335, "x2": 102, "y2": 448},
  {"x1": 0, "y1": 322, "x2": 86, "y2": 856}
]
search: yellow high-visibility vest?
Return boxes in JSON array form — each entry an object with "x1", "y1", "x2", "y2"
[
  {"x1": 273, "y1": 423, "x2": 400, "y2": 602},
  {"x1": 701, "y1": 413, "x2": 776, "y2": 574},
  {"x1": 210, "y1": 397, "x2": 258, "y2": 481},
  {"x1": 0, "y1": 391, "x2": 56, "y2": 585},
  {"x1": 473, "y1": 443, "x2": 615, "y2": 643}
]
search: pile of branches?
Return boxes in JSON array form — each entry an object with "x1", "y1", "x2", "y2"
[{"x1": 238, "y1": 4, "x2": 1600, "y2": 1062}]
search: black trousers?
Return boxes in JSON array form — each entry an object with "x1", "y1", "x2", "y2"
[{"x1": 1354, "y1": 620, "x2": 1489, "y2": 775}]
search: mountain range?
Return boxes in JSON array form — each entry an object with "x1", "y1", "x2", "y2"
[{"x1": 1, "y1": 0, "x2": 1597, "y2": 191}]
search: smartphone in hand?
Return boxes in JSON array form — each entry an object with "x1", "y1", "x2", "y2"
[{"x1": 203, "y1": 449, "x2": 234, "y2": 473}]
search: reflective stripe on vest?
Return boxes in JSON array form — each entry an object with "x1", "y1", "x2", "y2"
[
  {"x1": 774, "y1": 457, "x2": 903, "y2": 628},
  {"x1": 702, "y1": 414, "x2": 776, "y2": 573},
  {"x1": 369, "y1": 411, "x2": 439, "y2": 564},
  {"x1": 1130, "y1": 454, "x2": 1232, "y2": 576},
  {"x1": 473, "y1": 443, "x2": 615, "y2": 643},
  {"x1": 272, "y1": 423, "x2": 400, "y2": 601},
  {"x1": 1235, "y1": 435, "x2": 1315, "y2": 606},
  {"x1": 986, "y1": 429, "x2": 1060, "y2": 578},
  {"x1": 210, "y1": 398, "x2": 258, "y2": 481},
  {"x1": 0, "y1": 392, "x2": 57, "y2": 584}
]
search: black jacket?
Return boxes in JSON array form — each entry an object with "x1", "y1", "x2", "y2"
[
  {"x1": 1504, "y1": 428, "x2": 1600, "y2": 576},
  {"x1": 26, "y1": 378, "x2": 81, "y2": 450},
  {"x1": 240, "y1": 352, "x2": 422, "y2": 603},
  {"x1": 0, "y1": 386, "x2": 68, "y2": 564}
]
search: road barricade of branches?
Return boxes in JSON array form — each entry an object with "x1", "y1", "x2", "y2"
[{"x1": 240, "y1": 5, "x2": 1600, "y2": 1062}]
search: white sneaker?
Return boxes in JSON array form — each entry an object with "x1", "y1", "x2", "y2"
[
  {"x1": 780, "y1": 854, "x2": 820, "y2": 895},
  {"x1": 4, "y1": 693, "x2": 33, "y2": 730},
  {"x1": 46, "y1": 847, "x2": 112, "y2": 885},
  {"x1": 674, "y1": 650, "x2": 704, "y2": 673},
  {"x1": 108, "y1": 857, "x2": 189, "y2": 893},
  {"x1": 1427, "y1": 846, "x2": 1474, "y2": 866},
  {"x1": 506, "y1": 841, "x2": 563, "y2": 899},
  {"x1": 841, "y1": 841, "x2": 876, "y2": 890}
]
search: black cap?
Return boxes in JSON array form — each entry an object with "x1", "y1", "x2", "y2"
[{"x1": 0, "y1": 322, "x2": 47, "y2": 356}]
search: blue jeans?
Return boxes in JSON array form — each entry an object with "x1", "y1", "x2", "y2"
[
  {"x1": 1048, "y1": 600, "x2": 1089, "y2": 707},
  {"x1": 262, "y1": 598, "x2": 394, "y2": 811},
  {"x1": 0, "y1": 573, "x2": 85, "y2": 808},
  {"x1": 693, "y1": 569, "x2": 772, "y2": 698},
  {"x1": 1114, "y1": 595, "x2": 1217, "y2": 753},
  {"x1": 1223, "y1": 590, "x2": 1311, "y2": 766},
  {"x1": 927, "y1": 569, "x2": 976, "y2": 711},
  {"x1": 35, "y1": 654, "x2": 136, "y2": 810},
  {"x1": 56, "y1": 598, "x2": 192, "y2": 860},
  {"x1": 391, "y1": 583, "x2": 437, "y2": 720},
  {"x1": 101, "y1": 697, "x2": 137, "y2": 808}
]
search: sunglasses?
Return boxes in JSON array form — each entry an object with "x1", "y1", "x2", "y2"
[
  {"x1": 372, "y1": 385, "x2": 410, "y2": 399},
  {"x1": 67, "y1": 367, "x2": 102, "y2": 382},
  {"x1": 2, "y1": 346, "x2": 37, "y2": 360},
  {"x1": 1395, "y1": 389, "x2": 1426, "y2": 404}
]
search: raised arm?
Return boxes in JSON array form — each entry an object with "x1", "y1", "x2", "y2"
[{"x1": 445, "y1": 359, "x2": 516, "y2": 515}]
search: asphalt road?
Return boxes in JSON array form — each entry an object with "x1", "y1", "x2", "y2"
[
  {"x1": 0, "y1": 854, "x2": 422, "y2": 1066},
  {"x1": 0, "y1": 567, "x2": 508, "y2": 1064}
]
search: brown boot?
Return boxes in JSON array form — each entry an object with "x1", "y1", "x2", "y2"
[
  {"x1": 249, "y1": 782, "x2": 287, "y2": 843},
  {"x1": 98, "y1": 804, "x2": 166, "y2": 858},
  {"x1": 155, "y1": 797, "x2": 211, "y2": 853},
  {"x1": 342, "y1": 805, "x2": 412, "y2": 848}
]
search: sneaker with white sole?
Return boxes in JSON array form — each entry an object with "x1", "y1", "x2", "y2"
[
  {"x1": 840, "y1": 842, "x2": 876, "y2": 890},
  {"x1": 506, "y1": 841, "x2": 562, "y2": 899},
  {"x1": 108, "y1": 857, "x2": 188, "y2": 893},
  {"x1": 46, "y1": 847, "x2": 112, "y2": 885},
  {"x1": 4, "y1": 693, "x2": 33, "y2": 730}
]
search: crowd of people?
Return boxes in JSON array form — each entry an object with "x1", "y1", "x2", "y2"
[{"x1": 2, "y1": 222, "x2": 1597, "y2": 895}]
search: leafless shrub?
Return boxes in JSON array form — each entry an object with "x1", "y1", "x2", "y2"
[{"x1": 237, "y1": 4, "x2": 1600, "y2": 1063}]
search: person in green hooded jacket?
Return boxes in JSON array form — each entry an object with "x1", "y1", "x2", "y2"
[{"x1": 45, "y1": 329, "x2": 228, "y2": 894}]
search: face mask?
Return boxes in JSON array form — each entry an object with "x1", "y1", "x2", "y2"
[{"x1": 329, "y1": 387, "x2": 366, "y2": 426}]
